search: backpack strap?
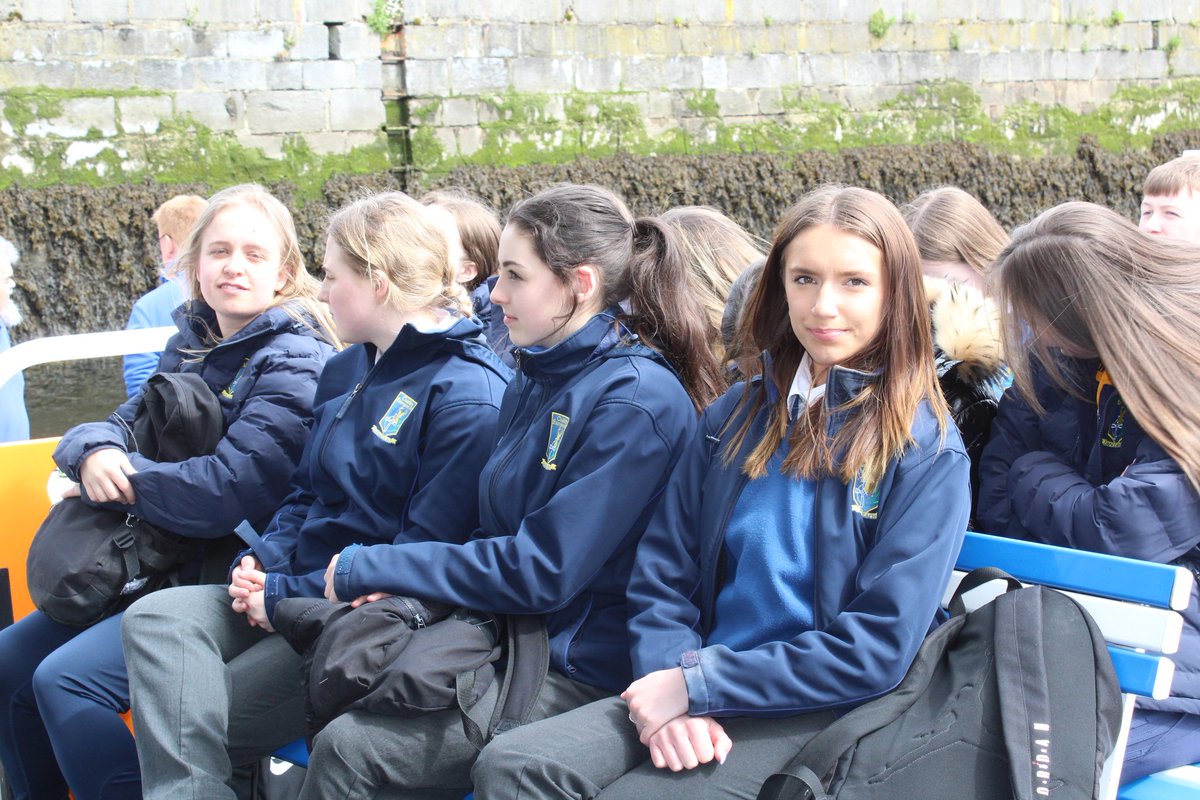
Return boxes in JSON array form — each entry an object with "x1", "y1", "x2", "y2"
[
  {"x1": 757, "y1": 764, "x2": 828, "y2": 800},
  {"x1": 459, "y1": 613, "x2": 549, "y2": 750},
  {"x1": 948, "y1": 565, "x2": 1023, "y2": 616}
]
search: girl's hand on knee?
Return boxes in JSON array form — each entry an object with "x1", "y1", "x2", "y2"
[
  {"x1": 229, "y1": 556, "x2": 266, "y2": 599},
  {"x1": 621, "y1": 667, "x2": 689, "y2": 744},
  {"x1": 79, "y1": 448, "x2": 138, "y2": 504},
  {"x1": 647, "y1": 715, "x2": 731, "y2": 771},
  {"x1": 243, "y1": 587, "x2": 274, "y2": 632}
]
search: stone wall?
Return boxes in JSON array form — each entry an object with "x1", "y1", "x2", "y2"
[{"x1": 0, "y1": 0, "x2": 389, "y2": 184}]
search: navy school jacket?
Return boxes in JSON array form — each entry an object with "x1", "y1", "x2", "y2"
[
  {"x1": 55, "y1": 301, "x2": 334, "y2": 537},
  {"x1": 626, "y1": 367, "x2": 970, "y2": 716},
  {"x1": 978, "y1": 358, "x2": 1200, "y2": 712},
  {"x1": 250, "y1": 317, "x2": 512, "y2": 619},
  {"x1": 330, "y1": 311, "x2": 698, "y2": 692}
]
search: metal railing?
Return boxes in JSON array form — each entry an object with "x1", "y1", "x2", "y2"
[{"x1": 0, "y1": 326, "x2": 175, "y2": 390}]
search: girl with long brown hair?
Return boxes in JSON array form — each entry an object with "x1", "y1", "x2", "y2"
[
  {"x1": 978, "y1": 200, "x2": 1200, "y2": 784},
  {"x1": 472, "y1": 186, "x2": 970, "y2": 799}
]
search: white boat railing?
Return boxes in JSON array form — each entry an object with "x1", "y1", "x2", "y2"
[{"x1": 0, "y1": 326, "x2": 175, "y2": 390}]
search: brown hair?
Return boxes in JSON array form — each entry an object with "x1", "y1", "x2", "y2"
[
  {"x1": 175, "y1": 183, "x2": 337, "y2": 346},
  {"x1": 152, "y1": 194, "x2": 208, "y2": 245},
  {"x1": 661, "y1": 206, "x2": 766, "y2": 363},
  {"x1": 421, "y1": 189, "x2": 501, "y2": 291},
  {"x1": 1143, "y1": 155, "x2": 1200, "y2": 197},
  {"x1": 730, "y1": 186, "x2": 947, "y2": 484},
  {"x1": 506, "y1": 184, "x2": 724, "y2": 410},
  {"x1": 902, "y1": 187, "x2": 1008, "y2": 277},
  {"x1": 328, "y1": 192, "x2": 471, "y2": 317},
  {"x1": 991, "y1": 200, "x2": 1200, "y2": 493}
]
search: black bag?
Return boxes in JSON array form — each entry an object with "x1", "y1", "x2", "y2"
[
  {"x1": 27, "y1": 373, "x2": 226, "y2": 627},
  {"x1": 274, "y1": 595, "x2": 548, "y2": 749},
  {"x1": 758, "y1": 568, "x2": 1124, "y2": 800}
]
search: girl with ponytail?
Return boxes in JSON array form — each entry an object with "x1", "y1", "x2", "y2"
[{"x1": 293, "y1": 183, "x2": 720, "y2": 798}]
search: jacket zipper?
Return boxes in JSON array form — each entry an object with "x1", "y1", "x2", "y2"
[
  {"x1": 399, "y1": 595, "x2": 426, "y2": 629},
  {"x1": 483, "y1": 380, "x2": 546, "y2": 524}
]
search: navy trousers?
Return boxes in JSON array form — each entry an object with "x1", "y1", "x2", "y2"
[
  {"x1": 1121, "y1": 708, "x2": 1200, "y2": 784},
  {"x1": 0, "y1": 610, "x2": 139, "y2": 800}
]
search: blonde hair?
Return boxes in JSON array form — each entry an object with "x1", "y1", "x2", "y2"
[
  {"x1": 421, "y1": 189, "x2": 501, "y2": 291},
  {"x1": 327, "y1": 191, "x2": 471, "y2": 317},
  {"x1": 661, "y1": 206, "x2": 766, "y2": 363},
  {"x1": 175, "y1": 183, "x2": 337, "y2": 347},
  {"x1": 1143, "y1": 155, "x2": 1200, "y2": 198},
  {"x1": 730, "y1": 186, "x2": 947, "y2": 485},
  {"x1": 992, "y1": 200, "x2": 1200, "y2": 494},
  {"x1": 902, "y1": 187, "x2": 1009, "y2": 277},
  {"x1": 152, "y1": 194, "x2": 207, "y2": 244}
]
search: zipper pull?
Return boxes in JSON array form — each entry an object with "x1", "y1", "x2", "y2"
[{"x1": 334, "y1": 383, "x2": 362, "y2": 420}]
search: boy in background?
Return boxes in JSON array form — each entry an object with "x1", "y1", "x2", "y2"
[{"x1": 1139, "y1": 154, "x2": 1200, "y2": 243}]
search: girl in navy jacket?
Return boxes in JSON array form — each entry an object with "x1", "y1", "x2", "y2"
[
  {"x1": 119, "y1": 192, "x2": 511, "y2": 800},
  {"x1": 294, "y1": 183, "x2": 724, "y2": 799},
  {"x1": 473, "y1": 186, "x2": 970, "y2": 799},
  {"x1": 0, "y1": 184, "x2": 336, "y2": 800},
  {"x1": 978, "y1": 202, "x2": 1200, "y2": 784}
]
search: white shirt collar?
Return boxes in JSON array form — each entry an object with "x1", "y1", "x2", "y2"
[{"x1": 786, "y1": 353, "x2": 826, "y2": 420}]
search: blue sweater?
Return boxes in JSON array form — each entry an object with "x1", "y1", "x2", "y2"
[
  {"x1": 627, "y1": 367, "x2": 970, "y2": 717},
  {"x1": 331, "y1": 311, "x2": 697, "y2": 691},
  {"x1": 252, "y1": 317, "x2": 511, "y2": 619},
  {"x1": 979, "y1": 358, "x2": 1200, "y2": 713},
  {"x1": 0, "y1": 322, "x2": 28, "y2": 442},
  {"x1": 123, "y1": 279, "x2": 185, "y2": 398},
  {"x1": 55, "y1": 301, "x2": 334, "y2": 537}
]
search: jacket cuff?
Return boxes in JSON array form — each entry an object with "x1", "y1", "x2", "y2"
[
  {"x1": 333, "y1": 543, "x2": 361, "y2": 602},
  {"x1": 264, "y1": 572, "x2": 283, "y2": 622},
  {"x1": 680, "y1": 649, "x2": 711, "y2": 715}
]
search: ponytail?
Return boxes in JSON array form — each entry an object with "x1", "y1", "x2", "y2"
[{"x1": 625, "y1": 218, "x2": 724, "y2": 411}]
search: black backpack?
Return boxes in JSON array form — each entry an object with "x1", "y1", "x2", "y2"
[
  {"x1": 27, "y1": 373, "x2": 227, "y2": 627},
  {"x1": 758, "y1": 568, "x2": 1123, "y2": 800}
]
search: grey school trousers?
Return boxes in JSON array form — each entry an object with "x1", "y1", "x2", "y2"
[
  {"x1": 121, "y1": 583, "x2": 307, "y2": 800},
  {"x1": 296, "y1": 669, "x2": 608, "y2": 800},
  {"x1": 472, "y1": 696, "x2": 836, "y2": 800}
]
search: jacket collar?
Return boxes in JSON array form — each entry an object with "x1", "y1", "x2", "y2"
[
  {"x1": 514, "y1": 309, "x2": 635, "y2": 383},
  {"x1": 759, "y1": 353, "x2": 878, "y2": 433},
  {"x1": 172, "y1": 300, "x2": 310, "y2": 352}
]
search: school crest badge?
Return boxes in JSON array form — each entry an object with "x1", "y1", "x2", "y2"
[
  {"x1": 1101, "y1": 401, "x2": 1126, "y2": 449},
  {"x1": 540, "y1": 412, "x2": 569, "y2": 471},
  {"x1": 851, "y1": 468, "x2": 880, "y2": 520},
  {"x1": 371, "y1": 391, "x2": 418, "y2": 444},
  {"x1": 221, "y1": 358, "x2": 252, "y2": 399}
]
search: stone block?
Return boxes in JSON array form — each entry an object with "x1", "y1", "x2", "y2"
[
  {"x1": 944, "y1": 52, "x2": 982, "y2": 84},
  {"x1": 844, "y1": 51, "x2": 899, "y2": 86},
  {"x1": 303, "y1": 59, "x2": 356, "y2": 89},
  {"x1": 0, "y1": 60, "x2": 75, "y2": 90},
  {"x1": 333, "y1": 23, "x2": 380, "y2": 60},
  {"x1": 237, "y1": 132, "x2": 287, "y2": 158},
  {"x1": 129, "y1": 0, "x2": 190, "y2": 19},
  {"x1": 715, "y1": 89, "x2": 756, "y2": 117},
  {"x1": 405, "y1": 22, "x2": 466, "y2": 60},
  {"x1": 701, "y1": 56, "x2": 728, "y2": 90},
  {"x1": 511, "y1": 55, "x2": 572, "y2": 92},
  {"x1": 622, "y1": 56, "x2": 662, "y2": 92},
  {"x1": 117, "y1": 95, "x2": 173, "y2": 134},
  {"x1": 245, "y1": 90, "x2": 327, "y2": 133},
  {"x1": 827, "y1": 22, "x2": 871, "y2": 54},
  {"x1": 64, "y1": 139, "x2": 113, "y2": 167},
  {"x1": 196, "y1": 59, "x2": 267, "y2": 90},
  {"x1": 661, "y1": 56, "x2": 703, "y2": 90},
  {"x1": 1140, "y1": 49, "x2": 1170, "y2": 78},
  {"x1": 135, "y1": 58, "x2": 195, "y2": 91},
  {"x1": 484, "y1": 23, "x2": 519, "y2": 57},
  {"x1": 18, "y1": 0, "x2": 68, "y2": 21},
  {"x1": 293, "y1": 24, "x2": 331, "y2": 60},
  {"x1": 227, "y1": 29, "x2": 287, "y2": 60},
  {"x1": 266, "y1": 61, "x2": 304, "y2": 90},
  {"x1": 1044, "y1": 50, "x2": 1069, "y2": 80},
  {"x1": 175, "y1": 91, "x2": 242, "y2": 131},
  {"x1": 52, "y1": 28, "x2": 103, "y2": 58},
  {"x1": 449, "y1": 57, "x2": 508, "y2": 94},
  {"x1": 456, "y1": 125, "x2": 484, "y2": 157},
  {"x1": 1065, "y1": 51, "x2": 1101, "y2": 80},
  {"x1": 166, "y1": 27, "x2": 219, "y2": 58},
  {"x1": 72, "y1": 0, "x2": 130, "y2": 23},
  {"x1": 330, "y1": 88, "x2": 384, "y2": 130},
  {"x1": 1007, "y1": 50, "x2": 1046, "y2": 82},
  {"x1": 574, "y1": 56, "x2": 621, "y2": 92},
  {"x1": 77, "y1": 59, "x2": 136, "y2": 89},
  {"x1": 48, "y1": 97, "x2": 117, "y2": 137},
  {"x1": 257, "y1": 0, "x2": 300, "y2": 22},
  {"x1": 304, "y1": 131, "x2": 352, "y2": 154},
  {"x1": 978, "y1": 52, "x2": 1008, "y2": 83},
  {"x1": 380, "y1": 60, "x2": 403, "y2": 91},
  {"x1": 441, "y1": 97, "x2": 478, "y2": 126},
  {"x1": 187, "y1": 0, "x2": 256, "y2": 24},
  {"x1": 405, "y1": 59, "x2": 450, "y2": 95},
  {"x1": 898, "y1": 51, "x2": 945, "y2": 83},
  {"x1": 357, "y1": 59, "x2": 384, "y2": 89},
  {"x1": 803, "y1": 53, "x2": 844, "y2": 85},
  {"x1": 518, "y1": 23, "x2": 554, "y2": 57}
]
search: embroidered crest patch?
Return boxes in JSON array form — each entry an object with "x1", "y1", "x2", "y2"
[
  {"x1": 851, "y1": 468, "x2": 881, "y2": 520},
  {"x1": 1101, "y1": 401, "x2": 1126, "y2": 449},
  {"x1": 371, "y1": 391, "x2": 418, "y2": 444},
  {"x1": 540, "y1": 412, "x2": 570, "y2": 471},
  {"x1": 221, "y1": 358, "x2": 252, "y2": 399}
]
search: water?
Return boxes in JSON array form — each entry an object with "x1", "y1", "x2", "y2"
[{"x1": 25, "y1": 358, "x2": 128, "y2": 439}]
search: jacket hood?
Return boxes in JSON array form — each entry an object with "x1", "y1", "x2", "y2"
[
  {"x1": 925, "y1": 276, "x2": 1005, "y2": 385},
  {"x1": 365, "y1": 315, "x2": 509, "y2": 379},
  {"x1": 171, "y1": 300, "x2": 327, "y2": 351}
]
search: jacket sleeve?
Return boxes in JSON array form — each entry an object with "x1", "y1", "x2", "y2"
[
  {"x1": 626, "y1": 401, "x2": 731, "y2": 678},
  {"x1": 53, "y1": 394, "x2": 145, "y2": 481},
  {"x1": 1002, "y1": 442, "x2": 1200, "y2": 562},
  {"x1": 269, "y1": 397, "x2": 503, "y2": 616},
  {"x1": 682, "y1": 443, "x2": 971, "y2": 717},
  {"x1": 120, "y1": 347, "x2": 325, "y2": 537},
  {"x1": 122, "y1": 297, "x2": 162, "y2": 398},
  {"x1": 976, "y1": 385, "x2": 1045, "y2": 538},
  {"x1": 331, "y1": 396, "x2": 694, "y2": 614}
]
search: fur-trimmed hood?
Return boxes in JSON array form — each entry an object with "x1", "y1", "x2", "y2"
[{"x1": 924, "y1": 276, "x2": 1006, "y2": 390}]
